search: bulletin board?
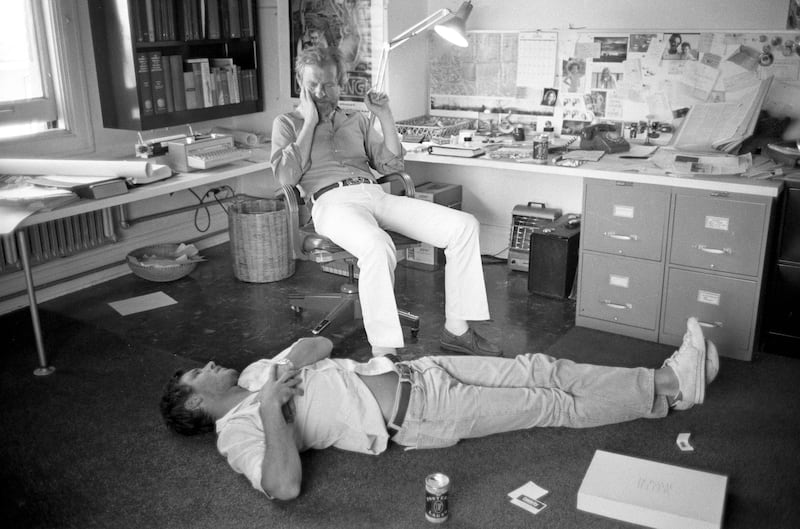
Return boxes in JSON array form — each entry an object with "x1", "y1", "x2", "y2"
[{"x1": 428, "y1": 28, "x2": 800, "y2": 136}]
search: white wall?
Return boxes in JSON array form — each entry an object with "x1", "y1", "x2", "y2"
[{"x1": 429, "y1": 0, "x2": 792, "y2": 31}]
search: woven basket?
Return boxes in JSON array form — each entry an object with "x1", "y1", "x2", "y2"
[
  {"x1": 396, "y1": 115, "x2": 472, "y2": 141},
  {"x1": 228, "y1": 196, "x2": 295, "y2": 283},
  {"x1": 127, "y1": 244, "x2": 198, "y2": 282}
]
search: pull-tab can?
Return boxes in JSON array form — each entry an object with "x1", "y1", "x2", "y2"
[
  {"x1": 425, "y1": 473, "x2": 450, "y2": 523},
  {"x1": 531, "y1": 134, "x2": 549, "y2": 164}
]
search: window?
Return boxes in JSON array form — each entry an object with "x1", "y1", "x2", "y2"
[{"x1": 0, "y1": 0, "x2": 92, "y2": 156}]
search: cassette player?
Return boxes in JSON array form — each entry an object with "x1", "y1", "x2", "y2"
[{"x1": 508, "y1": 202, "x2": 562, "y2": 272}]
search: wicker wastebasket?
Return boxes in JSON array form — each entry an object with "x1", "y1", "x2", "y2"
[{"x1": 227, "y1": 195, "x2": 295, "y2": 283}]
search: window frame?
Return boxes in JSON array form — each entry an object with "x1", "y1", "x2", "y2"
[{"x1": 0, "y1": 0, "x2": 93, "y2": 157}]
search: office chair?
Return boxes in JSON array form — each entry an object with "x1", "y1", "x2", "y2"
[{"x1": 280, "y1": 172, "x2": 421, "y2": 337}]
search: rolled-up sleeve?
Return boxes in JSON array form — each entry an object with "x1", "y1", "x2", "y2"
[
  {"x1": 362, "y1": 116, "x2": 405, "y2": 175},
  {"x1": 270, "y1": 115, "x2": 308, "y2": 185}
]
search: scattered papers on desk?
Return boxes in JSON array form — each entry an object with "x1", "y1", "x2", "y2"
[
  {"x1": 0, "y1": 178, "x2": 80, "y2": 234},
  {"x1": 562, "y1": 150, "x2": 606, "y2": 162},
  {"x1": 672, "y1": 76, "x2": 772, "y2": 153},
  {"x1": 652, "y1": 150, "x2": 752, "y2": 177},
  {"x1": 0, "y1": 158, "x2": 172, "y2": 186}
]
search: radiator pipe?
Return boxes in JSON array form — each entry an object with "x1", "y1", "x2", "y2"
[{"x1": 117, "y1": 196, "x2": 235, "y2": 229}]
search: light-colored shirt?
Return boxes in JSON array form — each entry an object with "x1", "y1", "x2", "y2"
[
  {"x1": 215, "y1": 348, "x2": 397, "y2": 495},
  {"x1": 270, "y1": 107, "x2": 405, "y2": 197}
]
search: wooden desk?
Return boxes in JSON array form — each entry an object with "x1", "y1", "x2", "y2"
[{"x1": 15, "y1": 158, "x2": 272, "y2": 375}]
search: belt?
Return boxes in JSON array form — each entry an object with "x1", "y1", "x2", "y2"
[
  {"x1": 386, "y1": 358, "x2": 413, "y2": 438},
  {"x1": 312, "y1": 176, "x2": 375, "y2": 202}
]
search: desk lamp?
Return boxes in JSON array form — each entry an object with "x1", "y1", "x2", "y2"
[{"x1": 372, "y1": 1, "x2": 473, "y2": 92}]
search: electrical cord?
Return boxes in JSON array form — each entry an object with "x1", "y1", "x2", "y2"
[{"x1": 188, "y1": 185, "x2": 236, "y2": 232}]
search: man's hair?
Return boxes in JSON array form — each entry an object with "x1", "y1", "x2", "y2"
[
  {"x1": 159, "y1": 370, "x2": 215, "y2": 436},
  {"x1": 295, "y1": 45, "x2": 347, "y2": 86}
]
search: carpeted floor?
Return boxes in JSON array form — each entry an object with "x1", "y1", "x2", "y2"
[{"x1": 2, "y1": 246, "x2": 800, "y2": 528}]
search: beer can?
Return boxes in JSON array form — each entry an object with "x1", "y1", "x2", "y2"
[
  {"x1": 425, "y1": 472, "x2": 450, "y2": 523},
  {"x1": 531, "y1": 134, "x2": 549, "y2": 164}
]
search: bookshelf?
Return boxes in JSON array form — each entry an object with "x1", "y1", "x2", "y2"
[{"x1": 87, "y1": 0, "x2": 262, "y2": 131}]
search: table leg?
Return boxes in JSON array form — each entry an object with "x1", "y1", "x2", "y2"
[{"x1": 16, "y1": 230, "x2": 55, "y2": 376}]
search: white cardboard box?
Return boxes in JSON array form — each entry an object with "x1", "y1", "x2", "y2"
[{"x1": 577, "y1": 450, "x2": 728, "y2": 529}]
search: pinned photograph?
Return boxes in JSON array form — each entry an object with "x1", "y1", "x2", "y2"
[
  {"x1": 592, "y1": 67, "x2": 621, "y2": 90},
  {"x1": 593, "y1": 36, "x2": 629, "y2": 63},
  {"x1": 562, "y1": 58, "x2": 586, "y2": 93},
  {"x1": 541, "y1": 89, "x2": 559, "y2": 106},
  {"x1": 662, "y1": 32, "x2": 701, "y2": 60},
  {"x1": 629, "y1": 33, "x2": 657, "y2": 53}
]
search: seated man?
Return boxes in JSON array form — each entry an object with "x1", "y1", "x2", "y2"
[
  {"x1": 271, "y1": 45, "x2": 499, "y2": 357},
  {"x1": 160, "y1": 318, "x2": 719, "y2": 501}
]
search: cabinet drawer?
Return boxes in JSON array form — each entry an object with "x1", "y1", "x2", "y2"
[
  {"x1": 670, "y1": 194, "x2": 767, "y2": 276},
  {"x1": 578, "y1": 252, "x2": 663, "y2": 330},
  {"x1": 662, "y1": 268, "x2": 758, "y2": 360},
  {"x1": 582, "y1": 181, "x2": 670, "y2": 261}
]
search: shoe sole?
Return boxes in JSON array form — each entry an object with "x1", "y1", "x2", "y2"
[
  {"x1": 439, "y1": 341, "x2": 501, "y2": 356},
  {"x1": 706, "y1": 340, "x2": 720, "y2": 384},
  {"x1": 694, "y1": 342, "x2": 707, "y2": 405}
]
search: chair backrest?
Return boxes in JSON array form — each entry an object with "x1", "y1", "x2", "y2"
[{"x1": 279, "y1": 172, "x2": 418, "y2": 263}]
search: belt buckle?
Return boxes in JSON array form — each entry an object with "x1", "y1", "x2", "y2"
[{"x1": 344, "y1": 177, "x2": 365, "y2": 185}]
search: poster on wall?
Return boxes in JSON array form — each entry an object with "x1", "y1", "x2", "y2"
[{"x1": 288, "y1": 0, "x2": 383, "y2": 108}]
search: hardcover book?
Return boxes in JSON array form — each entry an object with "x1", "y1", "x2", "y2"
[
  {"x1": 428, "y1": 144, "x2": 487, "y2": 158},
  {"x1": 577, "y1": 450, "x2": 727, "y2": 529},
  {"x1": 135, "y1": 52, "x2": 154, "y2": 116},
  {"x1": 148, "y1": 51, "x2": 168, "y2": 114}
]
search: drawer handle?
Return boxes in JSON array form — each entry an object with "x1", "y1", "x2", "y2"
[
  {"x1": 601, "y1": 299, "x2": 632, "y2": 310},
  {"x1": 695, "y1": 244, "x2": 732, "y2": 255},
  {"x1": 603, "y1": 231, "x2": 639, "y2": 241},
  {"x1": 698, "y1": 320, "x2": 723, "y2": 329}
]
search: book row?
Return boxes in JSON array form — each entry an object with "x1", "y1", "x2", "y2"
[
  {"x1": 133, "y1": 0, "x2": 255, "y2": 43},
  {"x1": 136, "y1": 51, "x2": 258, "y2": 116}
]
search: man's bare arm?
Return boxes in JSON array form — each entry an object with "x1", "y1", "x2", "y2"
[{"x1": 258, "y1": 366, "x2": 303, "y2": 500}]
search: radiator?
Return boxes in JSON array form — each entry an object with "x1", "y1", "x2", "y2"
[{"x1": 0, "y1": 209, "x2": 116, "y2": 274}]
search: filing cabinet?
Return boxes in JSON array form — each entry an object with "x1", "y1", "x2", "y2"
[
  {"x1": 763, "y1": 181, "x2": 800, "y2": 356},
  {"x1": 577, "y1": 179, "x2": 775, "y2": 360}
]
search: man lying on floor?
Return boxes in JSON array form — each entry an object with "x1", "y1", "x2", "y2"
[{"x1": 160, "y1": 317, "x2": 719, "y2": 500}]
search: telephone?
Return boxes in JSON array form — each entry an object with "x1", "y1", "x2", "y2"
[{"x1": 580, "y1": 123, "x2": 630, "y2": 154}]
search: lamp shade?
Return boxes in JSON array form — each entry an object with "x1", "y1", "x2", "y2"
[{"x1": 434, "y1": 1, "x2": 472, "y2": 48}]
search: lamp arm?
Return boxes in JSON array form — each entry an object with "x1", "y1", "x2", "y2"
[
  {"x1": 387, "y1": 8, "x2": 452, "y2": 49},
  {"x1": 373, "y1": 8, "x2": 452, "y2": 92}
]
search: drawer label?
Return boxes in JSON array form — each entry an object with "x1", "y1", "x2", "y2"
[
  {"x1": 613, "y1": 205, "x2": 635, "y2": 218},
  {"x1": 697, "y1": 289, "x2": 721, "y2": 305},
  {"x1": 609, "y1": 274, "x2": 630, "y2": 288},
  {"x1": 704, "y1": 215, "x2": 729, "y2": 231}
]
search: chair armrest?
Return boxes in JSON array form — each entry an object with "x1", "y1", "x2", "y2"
[
  {"x1": 278, "y1": 184, "x2": 305, "y2": 260},
  {"x1": 377, "y1": 172, "x2": 415, "y2": 198}
]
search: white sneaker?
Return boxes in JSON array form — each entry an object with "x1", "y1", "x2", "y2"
[
  {"x1": 665, "y1": 317, "x2": 707, "y2": 410},
  {"x1": 706, "y1": 339, "x2": 720, "y2": 385}
]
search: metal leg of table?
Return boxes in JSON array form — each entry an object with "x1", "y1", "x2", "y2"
[{"x1": 16, "y1": 230, "x2": 55, "y2": 376}]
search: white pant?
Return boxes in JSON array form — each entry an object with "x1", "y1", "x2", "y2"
[{"x1": 312, "y1": 184, "x2": 491, "y2": 347}]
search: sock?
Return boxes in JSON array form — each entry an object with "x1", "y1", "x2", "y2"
[
  {"x1": 444, "y1": 319, "x2": 469, "y2": 336},
  {"x1": 371, "y1": 346, "x2": 397, "y2": 356}
]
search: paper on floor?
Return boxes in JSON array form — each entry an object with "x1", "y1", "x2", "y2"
[{"x1": 108, "y1": 291, "x2": 177, "y2": 316}]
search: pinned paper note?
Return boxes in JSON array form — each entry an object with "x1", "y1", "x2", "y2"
[{"x1": 108, "y1": 291, "x2": 177, "y2": 316}]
